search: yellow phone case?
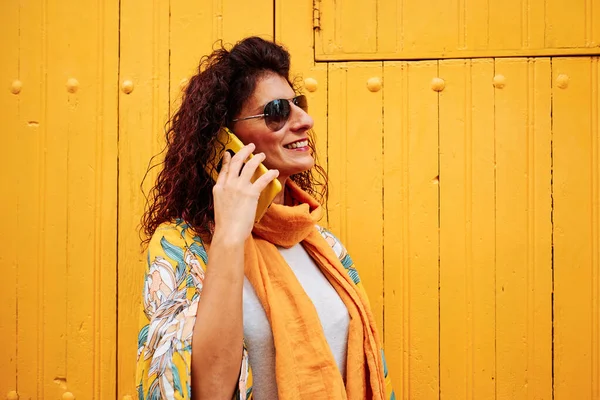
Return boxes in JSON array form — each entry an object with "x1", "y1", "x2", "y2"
[{"x1": 207, "y1": 127, "x2": 282, "y2": 222}]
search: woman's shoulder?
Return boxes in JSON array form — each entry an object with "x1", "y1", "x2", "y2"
[
  {"x1": 315, "y1": 225, "x2": 361, "y2": 285},
  {"x1": 147, "y1": 219, "x2": 209, "y2": 269},
  {"x1": 315, "y1": 226, "x2": 351, "y2": 264}
]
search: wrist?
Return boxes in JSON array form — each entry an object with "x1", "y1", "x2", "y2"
[{"x1": 210, "y1": 230, "x2": 247, "y2": 250}]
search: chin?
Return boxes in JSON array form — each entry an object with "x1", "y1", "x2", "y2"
[{"x1": 285, "y1": 162, "x2": 315, "y2": 178}]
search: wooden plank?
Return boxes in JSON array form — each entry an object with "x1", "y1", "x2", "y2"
[
  {"x1": 221, "y1": 0, "x2": 273, "y2": 43},
  {"x1": 42, "y1": 0, "x2": 69, "y2": 396},
  {"x1": 118, "y1": 0, "x2": 170, "y2": 396},
  {"x1": 42, "y1": 0, "x2": 119, "y2": 399},
  {"x1": 316, "y1": 0, "x2": 597, "y2": 60},
  {"x1": 403, "y1": 0, "x2": 458, "y2": 53},
  {"x1": 546, "y1": 0, "x2": 588, "y2": 48},
  {"x1": 314, "y1": 47, "x2": 600, "y2": 62},
  {"x1": 170, "y1": 0, "x2": 273, "y2": 111},
  {"x1": 16, "y1": 0, "x2": 44, "y2": 397},
  {"x1": 494, "y1": 58, "x2": 552, "y2": 400},
  {"x1": 318, "y1": 0, "x2": 377, "y2": 55},
  {"x1": 276, "y1": 0, "x2": 329, "y2": 223},
  {"x1": 169, "y1": 0, "x2": 217, "y2": 113},
  {"x1": 438, "y1": 59, "x2": 496, "y2": 400},
  {"x1": 328, "y1": 62, "x2": 384, "y2": 334},
  {"x1": 383, "y1": 60, "x2": 439, "y2": 400},
  {"x1": 96, "y1": 1, "x2": 119, "y2": 398},
  {"x1": 0, "y1": 0, "x2": 20, "y2": 396},
  {"x1": 488, "y1": 0, "x2": 545, "y2": 49},
  {"x1": 553, "y1": 56, "x2": 600, "y2": 400}
]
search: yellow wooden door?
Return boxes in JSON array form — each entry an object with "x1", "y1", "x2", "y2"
[
  {"x1": 314, "y1": 0, "x2": 600, "y2": 60},
  {"x1": 116, "y1": 0, "x2": 277, "y2": 397},
  {"x1": 302, "y1": 0, "x2": 600, "y2": 398},
  {"x1": 0, "y1": 0, "x2": 118, "y2": 399},
  {"x1": 2, "y1": 0, "x2": 599, "y2": 399}
]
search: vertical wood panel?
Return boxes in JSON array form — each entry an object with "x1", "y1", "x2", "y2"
[
  {"x1": 319, "y1": 0, "x2": 377, "y2": 54},
  {"x1": 546, "y1": 0, "x2": 588, "y2": 48},
  {"x1": 43, "y1": 0, "x2": 69, "y2": 396},
  {"x1": 16, "y1": 0, "x2": 120, "y2": 398},
  {"x1": 464, "y1": 0, "x2": 490, "y2": 49},
  {"x1": 402, "y1": 0, "x2": 457, "y2": 52},
  {"x1": 169, "y1": 0, "x2": 217, "y2": 112},
  {"x1": 170, "y1": 0, "x2": 274, "y2": 110},
  {"x1": 0, "y1": 0, "x2": 20, "y2": 396},
  {"x1": 118, "y1": 0, "x2": 170, "y2": 396},
  {"x1": 439, "y1": 59, "x2": 496, "y2": 400},
  {"x1": 488, "y1": 0, "x2": 523, "y2": 49},
  {"x1": 377, "y1": 0, "x2": 400, "y2": 54},
  {"x1": 328, "y1": 62, "x2": 384, "y2": 333},
  {"x1": 16, "y1": 0, "x2": 44, "y2": 397},
  {"x1": 383, "y1": 60, "x2": 439, "y2": 400},
  {"x1": 554, "y1": 56, "x2": 600, "y2": 400},
  {"x1": 494, "y1": 58, "x2": 552, "y2": 400},
  {"x1": 120, "y1": 0, "x2": 276, "y2": 397},
  {"x1": 276, "y1": 0, "x2": 329, "y2": 223},
  {"x1": 221, "y1": 0, "x2": 273, "y2": 43},
  {"x1": 57, "y1": 0, "x2": 118, "y2": 398}
]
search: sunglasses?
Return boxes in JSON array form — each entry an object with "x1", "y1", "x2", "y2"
[{"x1": 232, "y1": 95, "x2": 308, "y2": 131}]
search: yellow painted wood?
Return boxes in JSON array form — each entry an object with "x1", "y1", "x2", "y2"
[
  {"x1": 495, "y1": 58, "x2": 552, "y2": 400},
  {"x1": 221, "y1": 0, "x2": 273, "y2": 43},
  {"x1": 0, "y1": 0, "x2": 19, "y2": 396},
  {"x1": 117, "y1": 0, "x2": 170, "y2": 397},
  {"x1": 3, "y1": 1, "x2": 600, "y2": 398},
  {"x1": 314, "y1": 47, "x2": 600, "y2": 62},
  {"x1": 438, "y1": 59, "x2": 496, "y2": 400},
  {"x1": 328, "y1": 62, "x2": 384, "y2": 334},
  {"x1": 1, "y1": 0, "x2": 118, "y2": 398},
  {"x1": 546, "y1": 0, "x2": 600, "y2": 48},
  {"x1": 488, "y1": 0, "x2": 545, "y2": 49},
  {"x1": 382, "y1": 60, "x2": 440, "y2": 400},
  {"x1": 51, "y1": 0, "x2": 118, "y2": 397},
  {"x1": 276, "y1": 0, "x2": 329, "y2": 224},
  {"x1": 118, "y1": 0, "x2": 274, "y2": 396},
  {"x1": 169, "y1": 0, "x2": 274, "y2": 112},
  {"x1": 15, "y1": 0, "x2": 44, "y2": 397},
  {"x1": 316, "y1": 0, "x2": 600, "y2": 61},
  {"x1": 319, "y1": 0, "x2": 377, "y2": 54},
  {"x1": 553, "y1": 57, "x2": 600, "y2": 400}
]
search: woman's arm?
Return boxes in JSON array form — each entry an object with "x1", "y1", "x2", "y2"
[
  {"x1": 190, "y1": 237, "x2": 244, "y2": 399},
  {"x1": 190, "y1": 144, "x2": 279, "y2": 399}
]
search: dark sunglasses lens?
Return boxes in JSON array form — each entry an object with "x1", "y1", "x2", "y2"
[
  {"x1": 293, "y1": 95, "x2": 308, "y2": 112},
  {"x1": 264, "y1": 99, "x2": 290, "y2": 131}
]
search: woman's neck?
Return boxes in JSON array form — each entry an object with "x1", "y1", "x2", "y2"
[{"x1": 273, "y1": 176, "x2": 288, "y2": 205}]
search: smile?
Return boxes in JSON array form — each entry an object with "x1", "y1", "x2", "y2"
[{"x1": 284, "y1": 140, "x2": 309, "y2": 149}]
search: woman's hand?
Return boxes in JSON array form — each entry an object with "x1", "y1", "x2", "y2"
[{"x1": 211, "y1": 143, "x2": 279, "y2": 245}]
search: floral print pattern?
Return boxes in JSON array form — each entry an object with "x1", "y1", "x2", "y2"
[{"x1": 136, "y1": 220, "x2": 393, "y2": 400}]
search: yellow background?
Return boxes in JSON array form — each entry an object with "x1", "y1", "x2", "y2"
[{"x1": 1, "y1": 0, "x2": 599, "y2": 399}]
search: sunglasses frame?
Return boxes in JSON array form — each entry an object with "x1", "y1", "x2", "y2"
[{"x1": 232, "y1": 95, "x2": 308, "y2": 131}]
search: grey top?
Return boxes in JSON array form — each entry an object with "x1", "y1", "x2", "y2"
[{"x1": 242, "y1": 243, "x2": 351, "y2": 400}]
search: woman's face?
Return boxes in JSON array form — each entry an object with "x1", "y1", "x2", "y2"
[{"x1": 232, "y1": 73, "x2": 315, "y2": 183}]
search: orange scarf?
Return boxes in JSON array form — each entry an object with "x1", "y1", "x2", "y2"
[{"x1": 244, "y1": 182, "x2": 386, "y2": 399}]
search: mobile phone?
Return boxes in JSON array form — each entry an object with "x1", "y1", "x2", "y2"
[{"x1": 206, "y1": 127, "x2": 282, "y2": 222}]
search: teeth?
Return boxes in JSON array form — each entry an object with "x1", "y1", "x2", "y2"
[{"x1": 285, "y1": 140, "x2": 308, "y2": 149}]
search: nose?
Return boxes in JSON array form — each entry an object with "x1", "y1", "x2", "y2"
[{"x1": 288, "y1": 101, "x2": 314, "y2": 132}]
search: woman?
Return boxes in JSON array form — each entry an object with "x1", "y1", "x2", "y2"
[{"x1": 136, "y1": 36, "x2": 394, "y2": 400}]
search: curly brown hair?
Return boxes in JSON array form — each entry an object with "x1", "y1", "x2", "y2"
[{"x1": 141, "y1": 37, "x2": 328, "y2": 246}]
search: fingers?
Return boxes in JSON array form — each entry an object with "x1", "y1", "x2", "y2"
[
  {"x1": 252, "y1": 168, "x2": 280, "y2": 192},
  {"x1": 239, "y1": 152, "x2": 265, "y2": 182},
  {"x1": 215, "y1": 150, "x2": 231, "y2": 186},
  {"x1": 227, "y1": 143, "x2": 255, "y2": 178}
]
